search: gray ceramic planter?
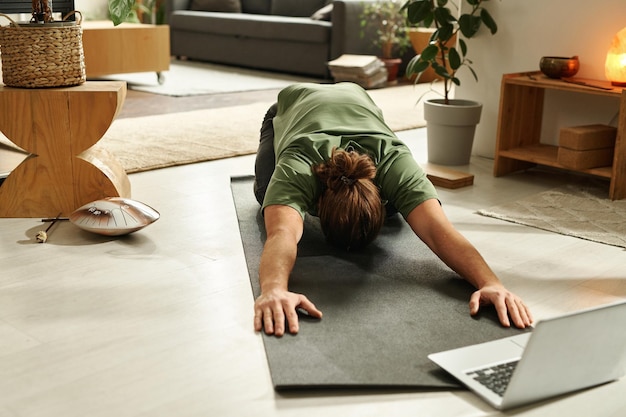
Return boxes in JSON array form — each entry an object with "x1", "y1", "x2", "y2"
[{"x1": 424, "y1": 99, "x2": 483, "y2": 166}]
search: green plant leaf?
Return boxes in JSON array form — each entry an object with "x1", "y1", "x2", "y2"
[
  {"x1": 437, "y1": 23, "x2": 455, "y2": 42},
  {"x1": 407, "y1": 55, "x2": 430, "y2": 75},
  {"x1": 406, "y1": 0, "x2": 433, "y2": 24},
  {"x1": 468, "y1": 65, "x2": 479, "y2": 82},
  {"x1": 434, "y1": 64, "x2": 451, "y2": 78},
  {"x1": 480, "y1": 9, "x2": 498, "y2": 34},
  {"x1": 459, "y1": 38, "x2": 468, "y2": 56},
  {"x1": 434, "y1": 6, "x2": 455, "y2": 26},
  {"x1": 420, "y1": 44, "x2": 440, "y2": 61},
  {"x1": 448, "y1": 47, "x2": 461, "y2": 70},
  {"x1": 424, "y1": 13, "x2": 435, "y2": 28},
  {"x1": 458, "y1": 14, "x2": 482, "y2": 38},
  {"x1": 108, "y1": 0, "x2": 135, "y2": 26}
]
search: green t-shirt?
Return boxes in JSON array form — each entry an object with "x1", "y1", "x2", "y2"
[{"x1": 263, "y1": 82, "x2": 438, "y2": 219}]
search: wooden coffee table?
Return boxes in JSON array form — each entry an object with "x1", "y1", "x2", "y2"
[{"x1": 82, "y1": 21, "x2": 170, "y2": 83}]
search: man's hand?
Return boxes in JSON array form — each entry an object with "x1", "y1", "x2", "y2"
[
  {"x1": 469, "y1": 285, "x2": 533, "y2": 329},
  {"x1": 254, "y1": 288, "x2": 323, "y2": 337}
]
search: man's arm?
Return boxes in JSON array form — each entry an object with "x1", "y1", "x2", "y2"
[
  {"x1": 406, "y1": 199, "x2": 533, "y2": 328},
  {"x1": 254, "y1": 204, "x2": 323, "y2": 336}
]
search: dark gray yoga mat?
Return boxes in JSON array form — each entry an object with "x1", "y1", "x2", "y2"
[{"x1": 231, "y1": 176, "x2": 529, "y2": 390}]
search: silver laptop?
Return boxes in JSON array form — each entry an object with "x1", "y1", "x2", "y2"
[{"x1": 429, "y1": 300, "x2": 626, "y2": 410}]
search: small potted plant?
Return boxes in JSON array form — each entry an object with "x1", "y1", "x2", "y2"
[
  {"x1": 402, "y1": 0, "x2": 498, "y2": 165},
  {"x1": 31, "y1": 0, "x2": 54, "y2": 23},
  {"x1": 360, "y1": 0, "x2": 411, "y2": 83}
]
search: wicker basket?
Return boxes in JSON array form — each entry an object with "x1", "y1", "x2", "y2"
[{"x1": 0, "y1": 12, "x2": 85, "y2": 88}]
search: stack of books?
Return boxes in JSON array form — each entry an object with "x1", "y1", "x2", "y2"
[{"x1": 327, "y1": 54, "x2": 388, "y2": 89}]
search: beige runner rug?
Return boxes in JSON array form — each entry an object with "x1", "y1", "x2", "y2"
[
  {"x1": 0, "y1": 83, "x2": 439, "y2": 174},
  {"x1": 101, "y1": 101, "x2": 271, "y2": 173},
  {"x1": 477, "y1": 183, "x2": 626, "y2": 249},
  {"x1": 99, "y1": 59, "x2": 321, "y2": 97}
]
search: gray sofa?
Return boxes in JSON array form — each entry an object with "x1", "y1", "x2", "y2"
[{"x1": 165, "y1": 0, "x2": 380, "y2": 78}]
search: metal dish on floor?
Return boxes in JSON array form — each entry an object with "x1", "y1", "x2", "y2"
[{"x1": 69, "y1": 197, "x2": 160, "y2": 236}]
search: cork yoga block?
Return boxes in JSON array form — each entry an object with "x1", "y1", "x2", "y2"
[
  {"x1": 559, "y1": 124, "x2": 617, "y2": 150},
  {"x1": 557, "y1": 124, "x2": 617, "y2": 169}
]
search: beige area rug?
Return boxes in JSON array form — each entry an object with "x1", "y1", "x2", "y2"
[
  {"x1": 477, "y1": 183, "x2": 626, "y2": 249},
  {"x1": 0, "y1": 83, "x2": 440, "y2": 174}
]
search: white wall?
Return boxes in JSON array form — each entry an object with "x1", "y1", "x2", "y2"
[
  {"x1": 74, "y1": 0, "x2": 109, "y2": 20},
  {"x1": 457, "y1": 0, "x2": 626, "y2": 158}
]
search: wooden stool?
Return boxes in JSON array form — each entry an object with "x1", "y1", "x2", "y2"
[{"x1": 0, "y1": 81, "x2": 131, "y2": 218}]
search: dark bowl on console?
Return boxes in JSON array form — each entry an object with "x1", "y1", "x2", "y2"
[{"x1": 540, "y1": 56, "x2": 580, "y2": 79}]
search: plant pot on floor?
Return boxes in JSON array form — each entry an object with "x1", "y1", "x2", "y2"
[
  {"x1": 424, "y1": 99, "x2": 482, "y2": 166},
  {"x1": 407, "y1": 28, "x2": 457, "y2": 84},
  {"x1": 381, "y1": 57, "x2": 402, "y2": 84}
]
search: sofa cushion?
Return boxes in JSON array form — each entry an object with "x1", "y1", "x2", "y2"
[
  {"x1": 241, "y1": 0, "x2": 271, "y2": 14},
  {"x1": 170, "y1": 11, "x2": 330, "y2": 44},
  {"x1": 190, "y1": 0, "x2": 242, "y2": 12},
  {"x1": 310, "y1": 3, "x2": 332, "y2": 21},
  {"x1": 270, "y1": 0, "x2": 327, "y2": 17}
]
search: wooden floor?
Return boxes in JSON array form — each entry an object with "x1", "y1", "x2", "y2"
[{"x1": 1, "y1": 87, "x2": 625, "y2": 417}]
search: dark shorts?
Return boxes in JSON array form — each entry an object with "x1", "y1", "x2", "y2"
[{"x1": 253, "y1": 103, "x2": 278, "y2": 206}]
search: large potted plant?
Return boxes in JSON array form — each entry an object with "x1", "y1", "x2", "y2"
[
  {"x1": 403, "y1": 0, "x2": 498, "y2": 165},
  {"x1": 360, "y1": 0, "x2": 411, "y2": 83}
]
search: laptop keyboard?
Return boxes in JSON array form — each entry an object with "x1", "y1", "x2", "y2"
[{"x1": 466, "y1": 360, "x2": 519, "y2": 397}]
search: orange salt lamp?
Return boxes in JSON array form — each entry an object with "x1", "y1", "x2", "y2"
[{"x1": 605, "y1": 27, "x2": 626, "y2": 86}]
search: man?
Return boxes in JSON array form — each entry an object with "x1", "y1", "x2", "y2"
[{"x1": 253, "y1": 82, "x2": 532, "y2": 337}]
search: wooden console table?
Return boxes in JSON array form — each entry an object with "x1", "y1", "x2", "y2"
[
  {"x1": 494, "y1": 72, "x2": 625, "y2": 200},
  {"x1": 0, "y1": 82, "x2": 131, "y2": 218},
  {"x1": 82, "y1": 22, "x2": 170, "y2": 82}
]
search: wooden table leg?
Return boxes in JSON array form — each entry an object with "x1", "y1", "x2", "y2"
[
  {"x1": 609, "y1": 90, "x2": 626, "y2": 200},
  {"x1": 493, "y1": 77, "x2": 545, "y2": 176},
  {"x1": 0, "y1": 81, "x2": 131, "y2": 218}
]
